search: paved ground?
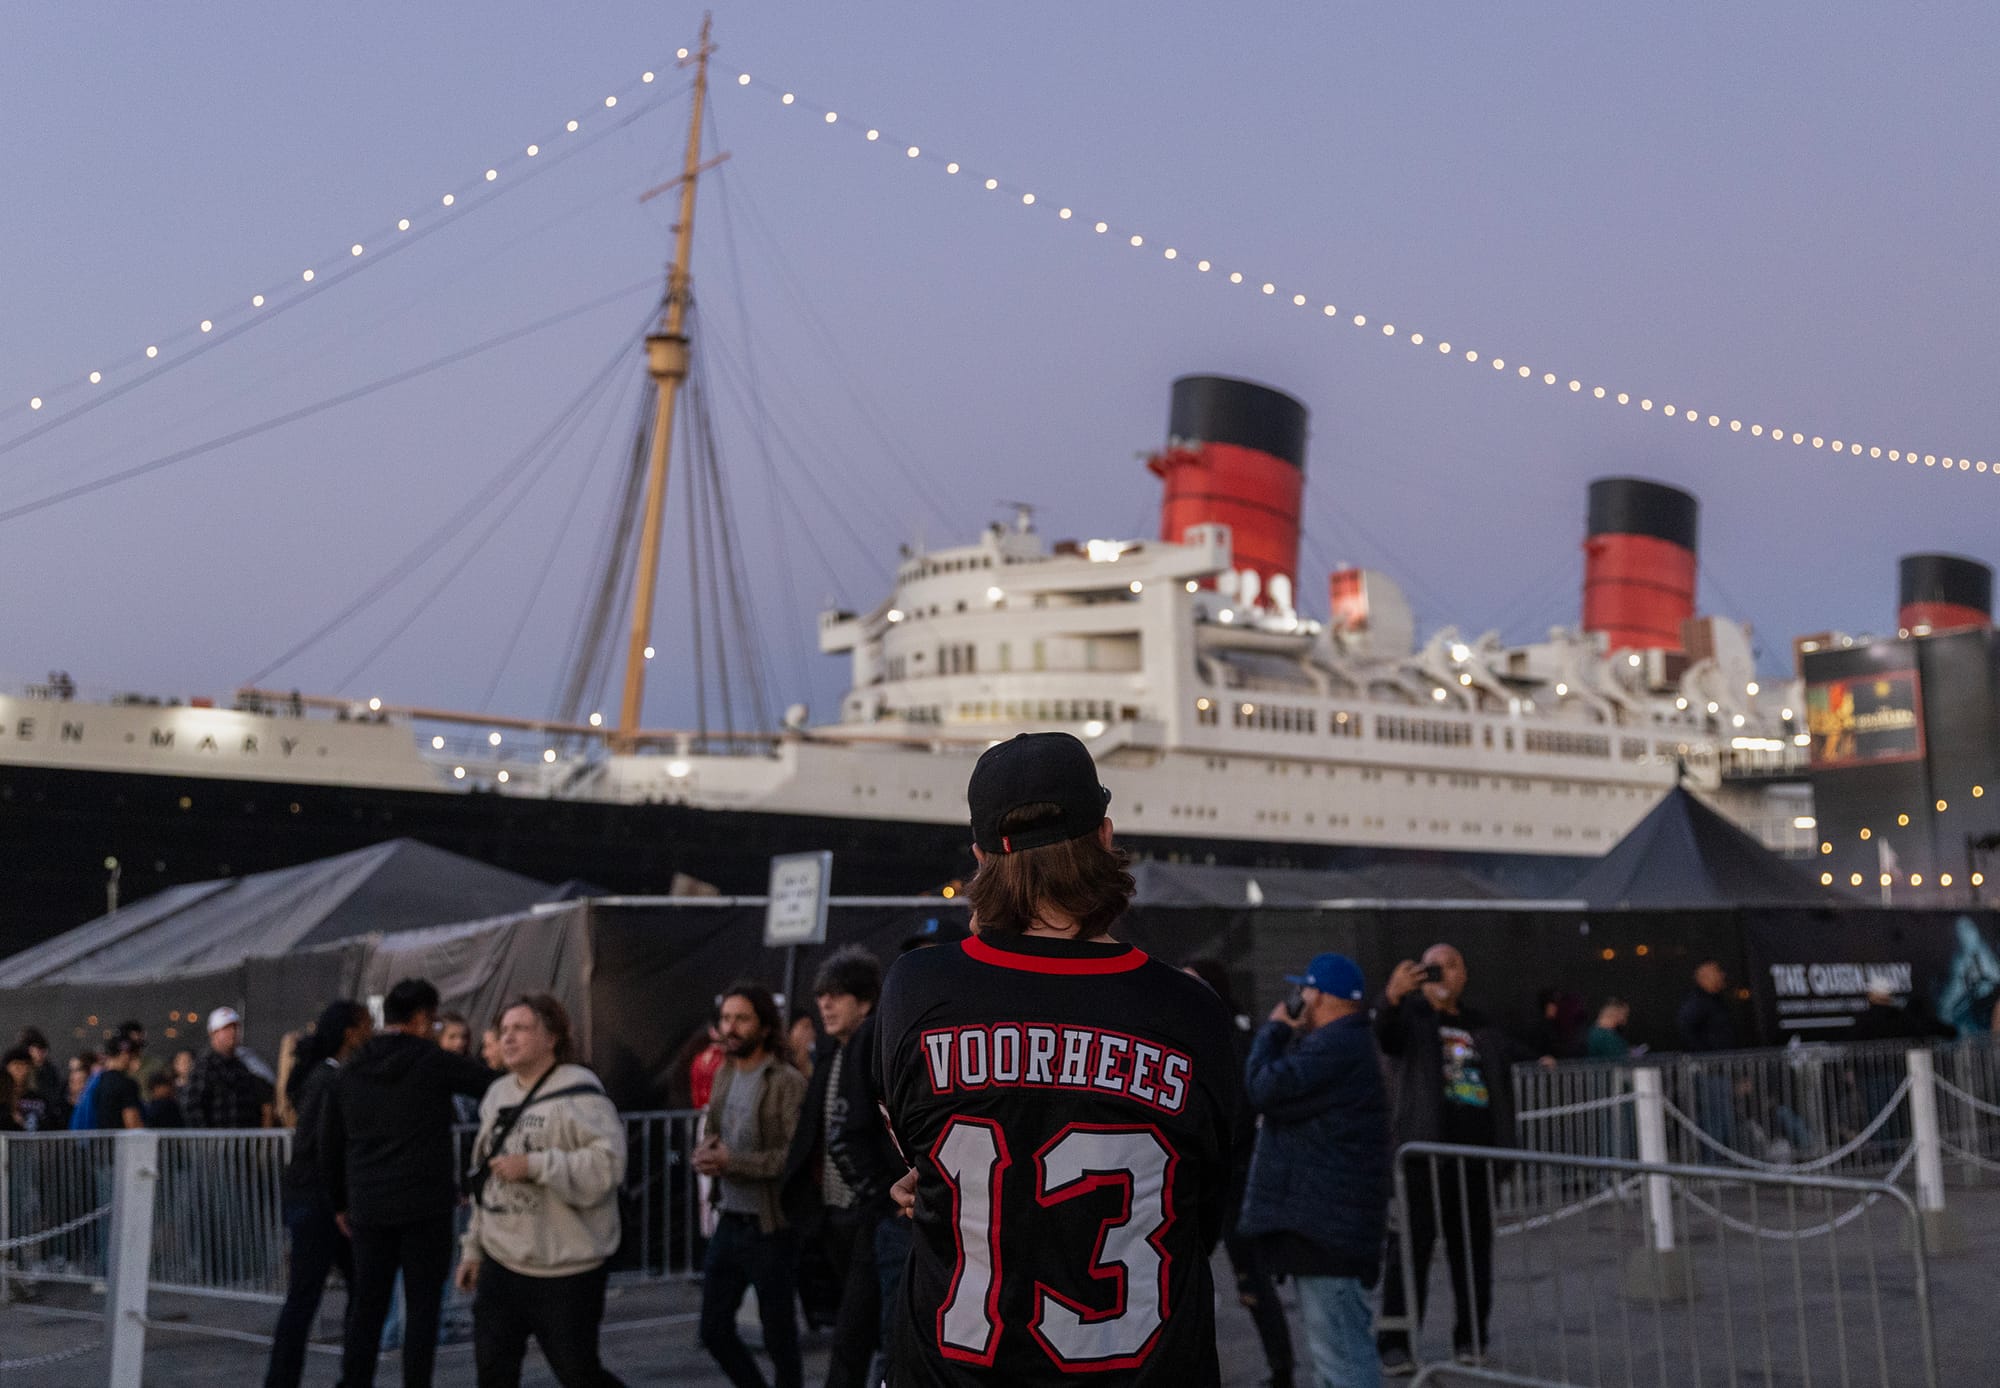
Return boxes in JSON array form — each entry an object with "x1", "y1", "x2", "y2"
[{"x1": 7, "y1": 1183, "x2": 2000, "y2": 1385}]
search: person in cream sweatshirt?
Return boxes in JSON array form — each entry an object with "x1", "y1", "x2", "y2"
[{"x1": 456, "y1": 993, "x2": 627, "y2": 1387}]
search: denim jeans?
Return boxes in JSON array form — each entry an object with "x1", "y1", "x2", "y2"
[
  {"x1": 698, "y1": 1213, "x2": 802, "y2": 1388},
  {"x1": 1295, "y1": 1275, "x2": 1379, "y2": 1388},
  {"x1": 867, "y1": 1213, "x2": 913, "y2": 1388}
]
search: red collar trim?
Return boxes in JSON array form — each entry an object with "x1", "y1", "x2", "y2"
[{"x1": 960, "y1": 935, "x2": 1148, "y2": 975}]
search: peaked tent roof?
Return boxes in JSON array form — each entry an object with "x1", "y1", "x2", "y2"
[
  {"x1": 0, "y1": 839, "x2": 553, "y2": 986},
  {"x1": 1570, "y1": 786, "x2": 1832, "y2": 908}
]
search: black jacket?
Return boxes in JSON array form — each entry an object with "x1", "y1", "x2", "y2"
[
  {"x1": 827, "y1": 1013, "x2": 906, "y2": 1219},
  {"x1": 322, "y1": 1032, "x2": 493, "y2": 1226},
  {"x1": 779, "y1": 1034, "x2": 842, "y2": 1229},
  {"x1": 1675, "y1": 988, "x2": 1739, "y2": 1053},
  {"x1": 1374, "y1": 993, "x2": 1522, "y2": 1149},
  {"x1": 1238, "y1": 1015, "x2": 1391, "y2": 1279},
  {"x1": 283, "y1": 1059, "x2": 340, "y2": 1204}
]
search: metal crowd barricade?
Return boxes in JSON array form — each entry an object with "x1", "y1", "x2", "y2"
[
  {"x1": 1393, "y1": 1141, "x2": 1939, "y2": 1388},
  {"x1": 0, "y1": 1129, "x2": 120, "y2": 1293},
  {"x1": 1513, "y1": 1036, "x2": 2000, "y2": 1181},
  {"x1": 150, "y1": 1130, "x2": 290, "y2": 1300}
]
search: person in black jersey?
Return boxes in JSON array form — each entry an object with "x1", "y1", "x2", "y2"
[{"x1": 874, "y1": 732, "x2": 1239, "y2": 1386}]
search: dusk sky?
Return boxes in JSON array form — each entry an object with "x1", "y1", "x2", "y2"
[{"x1": 5, "y1": 5, "x2": 1997, "y2": 731}]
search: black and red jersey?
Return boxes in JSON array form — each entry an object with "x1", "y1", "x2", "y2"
[{"x1": 874, "y1": 930, "x2": 1239, "y2": 1386}]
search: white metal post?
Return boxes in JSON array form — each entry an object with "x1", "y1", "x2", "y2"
[
  {"x1": 1907, "y1": 1049, "x2": 1947, "y2": 1215},
  {"x1": 1633, "y1": 1066, "x2": 1675, "y2": 1252},
  {"x1": 105, "y1": 1130, "x2": 159, "y2": 1388}
]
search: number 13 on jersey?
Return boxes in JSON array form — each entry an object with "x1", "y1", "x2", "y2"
[{"x1": 932, "y1": 1118, "x2": 1178, "y2": 1372}]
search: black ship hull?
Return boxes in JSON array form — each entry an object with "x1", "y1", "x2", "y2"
[{"x1": 0, "y1": 763, "x2": 1593, "y2": 953}]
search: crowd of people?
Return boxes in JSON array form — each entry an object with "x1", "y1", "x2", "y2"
[{"x1": 5, "y1": 730, "x2": 1993, "y2": 1388}]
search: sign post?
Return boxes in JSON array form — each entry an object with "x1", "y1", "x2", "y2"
[{"x1": 765, "y1": 851, "x2": 833, "y2": 1011}]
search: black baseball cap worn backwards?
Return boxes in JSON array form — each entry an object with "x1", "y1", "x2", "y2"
[{"x1": 969, "y1": 732, "x2": 1113, "y2": 854}]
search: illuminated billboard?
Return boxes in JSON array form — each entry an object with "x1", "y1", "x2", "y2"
[{"x1": 1808, "y1": 668, "x2": 1925, "y2": 767}]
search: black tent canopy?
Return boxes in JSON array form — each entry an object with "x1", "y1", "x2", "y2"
[{"x1": 1569, "y1": 786, "x2": 1831, "y2": 908}]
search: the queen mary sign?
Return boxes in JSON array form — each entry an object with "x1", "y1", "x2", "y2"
[{"x1": 764, "y1": 850, "x2": 833, "y2": 948}]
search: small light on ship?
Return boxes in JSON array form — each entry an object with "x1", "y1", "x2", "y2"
[
  {"x1": 1060, "y1": 207, "x2": 1072, "y2": 219},
  {"x1": 1185, "y1": 580, "x2": 1199, "y2": 592},
  {"x1": 1937, "y1": 799, "x2": 1949, "y2": 812},
  {"x1": 1131, "y1": 235, "x2": 1145, "y2": 247},
  {"x1": 1129, "y1": 580, "x2": 1143, "y2": 594},
  {"x1": 565, "y1": 121, "x2": 578, "y2": 133},
  {"x1": 1880, "y1": 873, "x2": 1893, "y2": 887},
  {"x1": 1627, "y1": 653, "x2": 1641, "y2": 667},
  {"x1": 252, "y1": 294, "x2": 265, "y2": 307},
  {"x1": 986, "y1": 178, "x2": 1000, "y2": 190},
  {"x1": 1794, "y1": 817, "x2": 1817, "y2": 830},
  {"x1": 667, "y1": 760, "x2": 692, "y2": 778},
  {"x1": 589, "y1": 713, "x2": 604, "y2": 727},
  {"x1": 942, "y1": 885, "x2": 956, "y2": 899},
  {"x1": 1240, "y1": 703, "x2": 1255, "y2": 716},
  {"x1": 1746, "y1": 681, "x2": 1760, "y2": 696},
  {"x1": 1911, "y1": 873, "x2": 1924, "y2": 886},
  {"x1": 1976, "y1": 873, "x2": 1987, "y2": 887},
  {"x1": 1229, "y1": 271, "x2": 1243, "y2": 283},
  {"x1": 1942, "y1": 874, "x2": 1955, "y2": 887},
  {"x1": 485, "y1": 168, "x2": 498, "y2": 182},
  {"x1": 986, "y1": 587, "x2": 1003, "y2": 603},
  {"x1": 947, "y1": 162, "x2": 959, "y2": 173},
  {"x1": 351, "y1": 243, "x2": 364, "y2": 256},
  {"x1": 645, "y1": 70, "x2": 657, "y2": 81},
  {"x1": 644, "y1": 645, "x2": 657, "y2": 659},
  {"x1": 1429, "y1": 687, "x2": 1448, "y2": 702},
  {"x1": 1860, "y1": 828, "x2": 1872, "y2": 840},
  {"x1": 432, "y1": 736, "x2": 445, "y2": 750},
  {"x1": 88, "y1": 370, "x2": 102, "y2": 384},
  {"x1": 497, "y1": 770, "x2": 510, "y2": 784},
  {"x1": 1821, "y1": 873, "x2": 1834, "y2": 886},
  {"x1": 1850, "y1": 873, "x2": 1864, "y2": 887},
  {"x1": 368, "y1": 697, "x2": 382, "y2": 712},
  {"x1": 824, "y1": 112, "x2": 837, "y2": 124},
  {"x1": 1731, "y1": 714, "x2": 1746, "y2": 728},
  {"x1": 886, "y1": 609, "x2": 905, "y2": 623},
  {"x1": 1899, "y1": 813, "x2": 1911, "y2": 826},
  {"x1": 738, "y1": 73, "x2": 751, "y2": 85},
  {"x1": 1976, "y1": 785, "x2": 1987, "y2": 798},
  {"x1": 1217, "y1": 609, "x2": 1234, "y2": 624},
  {"x1": 1450, "y1": 644, "x2": 1470, "y2": 662},
  {"x1": 1262, "y1": 282, "x2": 1275, "y2": 294},
  {"x1": 105, "y1": 857, "x2": 118, "y2": 870},
  {"x1": 1794, "y1": 733, "x2": 1810, "y2": 746},
  {"x1": 1083, "y1": 720, "x2": 1106, "y2": 738},
  {"x1": 146, "y1": 345, "x2": 158, "y2": 358},
  {"x1": 1554, "y1": 683, "x2": 1568, "y2": 697},
  {"x1": 488, "y1": 732, "x2": 503, "y2": 747},
  {"x1": 453, "y1": 766, "x2": 466, "y2": 779},
  {"x1": 30, "y1": 397, "x2": 42, "y2": 409},
  {"x1": 1196, "y1": 698, "x2": 1212, "y2": 711},
  {"x1": 605, "y1": 95, "x2": 619, "y2": 108},
  {"x1": 1706, "y1": 701, "x2": 1719, "y2": 714},
  {"x1": 1458, "y1": 673, "x2": 1473, "y2": 686},
  {"x1": 544, "y1": 749, "x2": 557, "y2": 763},
  {"x1": 1781, "y1": 707, "x2": 1794, "y2": 720},
  {"x1": 908, "y1": 146, "x2": 920, "y2": 158},
  {"x1": 303, "y1": 268, "x2": 316, "y2": 279}
]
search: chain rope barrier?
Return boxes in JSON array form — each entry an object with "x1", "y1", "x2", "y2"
[
  {"x1": 1659, "y1": 1078, "x2": 1912, "y2": 1175},
  {"x1": 0, "y1": 1339, "x2": 106, "y2": 1372},
  {"x1": 1496, "y1": 1176, "x2": 1643, "y2": 1237},
  {"x1": 0, "y1": 1203, "x2": 110, "y2": 1252},
  {"x1": 1673, "y1": 1146, "x2": 1917, "y2": 1242},
  {"x1": 1931, "y1": 1074, "x2": 2000, "y2": 1120},
  {"x1": 1516, "y1": 1092, "x2": 1637, "y2": 1122}
]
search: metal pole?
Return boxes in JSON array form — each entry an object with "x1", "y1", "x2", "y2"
[
  {"x1": 1633, "y1": 1066, "x2": 1675, "y2": 1253},
  {"x1": 782, "y1": 944, "x2": 799, "y2": 1020},
  {"x1": 105, "y1": 1130, "x2": 160, "y2": 1388},
  {"x1": 1907, "y1": 1050, "x2": 1946, "y2": 1216}
]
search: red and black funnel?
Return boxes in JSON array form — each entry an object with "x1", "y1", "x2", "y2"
[
  {"x1": 1899, "y1": 553, "x2": 1991, "y2": 634},
  {"x1": 1148, "y1": 376, "x2": 1308, "y2": 611},
  {"x1": 1583, "y1": 477, "x2": 1699, "y2": 653}
]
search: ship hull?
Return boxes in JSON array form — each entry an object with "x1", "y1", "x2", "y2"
[{"x1": 0, "y1": 763, "x2": 1592, "y2": 951}]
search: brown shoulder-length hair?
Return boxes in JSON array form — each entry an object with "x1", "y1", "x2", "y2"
[
  {"x1": 499, "y1": 993, "x2": 576, "y2": 1065},
  {"x1": 965, "y1": 803, "x2": 1134, "y2": 937}
]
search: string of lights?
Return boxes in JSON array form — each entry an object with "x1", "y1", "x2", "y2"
[
  {"x1": 3, "y1": 55, "x2": 701, "y2": 452},
  {"x1": 1812, "y1": 781, "x2": 1993, "y2": 892},
  {"x1": 726, "y1": 72, "x2": 1997, "y2": 481}
]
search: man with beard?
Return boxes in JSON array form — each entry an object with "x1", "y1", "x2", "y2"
[{"x1": 695, "y1": 982, "x2": 808, "y2": 1388}]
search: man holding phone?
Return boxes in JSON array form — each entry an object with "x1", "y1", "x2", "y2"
[{"x1": 1373, "y1": 944, "x2": 1529, "y2": 1376}]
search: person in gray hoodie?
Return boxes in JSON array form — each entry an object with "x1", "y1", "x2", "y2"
[{"x1": 455, "y1": 993, "x2": 627, "y2": 1388}]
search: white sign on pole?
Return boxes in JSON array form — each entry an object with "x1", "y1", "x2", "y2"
[{"x1": 765, "y1": 851, "x2": 833, "y2": 947}]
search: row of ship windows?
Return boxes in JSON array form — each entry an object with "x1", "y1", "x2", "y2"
[
  {"x1": 1150, "y1": 801, "x2": 1606, "y2": 842},
  {"x1": 1199, "y1": 755, "x2": 1651, "y2": 801},
  {"x1": 1199, "y1": 700, "x2": 1677, "y2": 762}
]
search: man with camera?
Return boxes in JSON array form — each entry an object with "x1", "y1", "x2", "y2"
[
  {"x1": 1373, "y1": 945, "x2": 1527, "y2": 1376},
  {"x1": 456, "y1": 993, "x2": 627, "y2": 1387},
  {"x1": 1239, "y1": 953, "x2": 1391, "y2": 1388}
]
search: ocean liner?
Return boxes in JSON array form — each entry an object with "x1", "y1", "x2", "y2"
[{"x1": 0, "y1": 33, "x2": 1815, "y2": 941}]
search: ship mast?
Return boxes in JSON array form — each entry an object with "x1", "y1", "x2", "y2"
[{"x1": 618, "y1": 15, "x2": 714, "y2": 746}]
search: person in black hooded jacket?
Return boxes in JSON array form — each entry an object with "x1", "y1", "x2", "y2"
[
  {"x1": 265, "y1": 999, "x2": 372, "y2": 1388},
  {"x1": 323, "y1": 978, "x2": 494, "y2": 1388}
]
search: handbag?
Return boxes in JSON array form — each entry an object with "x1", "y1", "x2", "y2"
[{"x1": 461, "y1": 1065, "x2": 556, "y2": 1204}]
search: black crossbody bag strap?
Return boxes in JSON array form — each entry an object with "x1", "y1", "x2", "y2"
[{"x1": 466, "y1": 1065, "x2": 558, "y2": 1201}]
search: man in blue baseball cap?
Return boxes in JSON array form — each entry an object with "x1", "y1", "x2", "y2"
[{"x1": 1237, "y1": 954, "x2": 1391, "y2": 1388}]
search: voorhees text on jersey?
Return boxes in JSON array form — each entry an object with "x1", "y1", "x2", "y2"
[{"x1": 918, "y1": 1023, "x2": 1192, "y2": 1115}]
